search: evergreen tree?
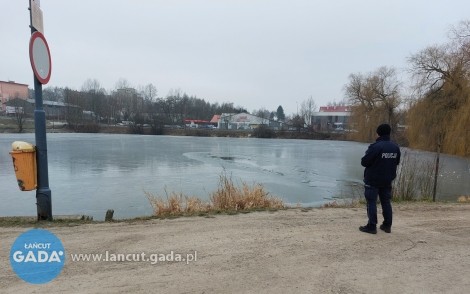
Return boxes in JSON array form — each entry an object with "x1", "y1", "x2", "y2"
[{"x1": 276, "y1": 105, "x2": 285, "y2": 121}]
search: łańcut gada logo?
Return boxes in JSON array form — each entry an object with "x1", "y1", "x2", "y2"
[{"x1": 10, "y1": 228, "x2": 65, "y2": 284}]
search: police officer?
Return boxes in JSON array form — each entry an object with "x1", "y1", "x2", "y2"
[{"x1": 360, "y1": 123, "x2": 401, "y2": 234}]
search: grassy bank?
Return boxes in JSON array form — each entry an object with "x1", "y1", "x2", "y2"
[{"x1": 0, "y1": 215, "x2": 94, "y2": 227}]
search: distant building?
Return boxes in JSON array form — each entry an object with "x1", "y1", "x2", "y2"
[
  {"x1": 0, "y1": 80, "x2": 29, "y2": 112},
  {"x1": 210, "y1": 115, "x2": 221, "y2": 126},
  {"x1": 4, "y1": 98, "x2": 81, "y2": 120},
  {"x1": 312, "y1": 105, "x2": 351, "y2": 132},
  {"x1": 184, "y1": 119, "x2": 212, "y2": 128},
  {"x1": 217, "y1": 113, "x2": 270, "y2": 130}
]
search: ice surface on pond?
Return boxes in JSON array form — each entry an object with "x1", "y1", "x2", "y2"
[{"x1": 1, "y1": 133, "x2": 468, "y2": 220}]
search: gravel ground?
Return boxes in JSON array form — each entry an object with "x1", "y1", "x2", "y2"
[{"x1": 1, "y1": 203, "x2": 469, "y2": 294}]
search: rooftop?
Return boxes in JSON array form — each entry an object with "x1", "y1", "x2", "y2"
[{"x1": 319, "y1": 106, "x2": 351, "y2": 112}]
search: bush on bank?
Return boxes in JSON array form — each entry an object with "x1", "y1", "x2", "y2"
[{"x1": 145, "y1": 172, "x2": 285, "y2": 217}]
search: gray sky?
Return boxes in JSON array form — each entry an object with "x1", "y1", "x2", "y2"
[{"x1": 2, "y1": 0, "x2": 469, "y2": 115}]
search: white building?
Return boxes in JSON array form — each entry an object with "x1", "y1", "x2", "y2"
[
  {"x1": 312, "y1": 106, "x2": 351, "y2": 132},
  {"x1": 217, "y1": 113, "x2": 270, "y2": 130}
]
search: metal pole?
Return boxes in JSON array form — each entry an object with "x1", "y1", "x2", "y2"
[
  {"x1": 432, "y1": 140, "x2": 441, "y2": 203},
  {"x1": 30, "y1": 0, "x2": 52, "y2": 220},
  {"x1": 34, "y1": 79, "x2": 52, "y2": 220}
]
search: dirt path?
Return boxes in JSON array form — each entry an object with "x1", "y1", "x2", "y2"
[{"x1": 1, "y1": 203, "x2": 469, "y2": 293}]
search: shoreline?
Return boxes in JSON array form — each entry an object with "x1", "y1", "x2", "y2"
[
  {"x1": 0, "y1": 117, "x2": 348, "y2": 141},
  {"x1": 0, "y1": 201, "x2": 467, "y2": 226}
]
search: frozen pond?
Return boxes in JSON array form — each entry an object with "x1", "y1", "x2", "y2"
[{"x1": 1, "y1": 133, "x2": 469, "y2": 220}]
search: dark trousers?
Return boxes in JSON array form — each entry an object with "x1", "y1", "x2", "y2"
[{"x1": 364, "y1": 185, "x2": 393, "y2": 228}]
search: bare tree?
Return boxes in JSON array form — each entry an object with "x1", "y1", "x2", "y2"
[
  {"x1": 43, "y1": 87, "x2": 65, "y2": 102},
  {"x1": 253, "y1": 108, "x2": 270, "y2": 120},
  {"x1": 345, "y1": 72, "x2": 376, "y2": 111},
  {"x1": 10, "y1": 96, "x2": 27, "y2": 133},
  {"x1": 290, "y1": 114, "x2": 305, "y2": 132},
  {"x1": 407, "y1": 20, "x2": 470, "y2": 156},
  {"x1": 300, "y1": 96, "x2": 317, "y2": 128},
  {"x1": 81, "y1": 79, "x2": 106, "y2": 122},
  {"x1": 81, "y1": 78, "x2": 105, "y2": 93},
  {"x1": 63, "y1": 88, "x2": 84, "y2": 127},
  {"x1": 407, "y1": 44, "x2": 456, "y2": 95},
  {"x1": 449, "y1": 20, "x2": 470, "y2": 41},
  {"x1": 344, "y1": 66, "x2": 402, "y2": 141},
  {"x1": 370, "y1": 67, "x2": 401, "y2": 125},
  {"x1": 115, "y1": 78, "x2": 131, "y2": 90},
  {"x1": 139, "y1": 83, "x2": 158, "y2": 103}
]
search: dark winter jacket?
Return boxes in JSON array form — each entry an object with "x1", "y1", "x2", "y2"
[{"x1": 361, "y1": 135, "x2": 401, "y2": 187}]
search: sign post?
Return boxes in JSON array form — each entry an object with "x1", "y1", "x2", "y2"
[{"x1": 28, "y1": 0, "x2": 52, "y2": 220}]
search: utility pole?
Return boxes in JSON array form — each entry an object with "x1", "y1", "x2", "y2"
[{"x1": 29, "y1": 0, "x2": 53, "y2": 220}]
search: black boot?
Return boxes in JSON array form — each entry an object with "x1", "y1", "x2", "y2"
[
  {"x1": 380, "y1": 224, "x2": 391, "y2": 233},
  {"x1": 359, "y1": 225, "x2": 377, "y2": 234}
]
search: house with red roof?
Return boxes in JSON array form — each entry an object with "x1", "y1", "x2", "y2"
[{"x1": 312, "y1": 105, "x2": 351, "y2": 132}]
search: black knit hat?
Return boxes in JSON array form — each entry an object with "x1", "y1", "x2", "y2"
[{"x1": 376, "y1": 124, "x2": 391, "y2": 136}]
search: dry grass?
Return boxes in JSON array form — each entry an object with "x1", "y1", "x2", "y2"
[
  {"x1": 144, "y1": 190, "x2": 211, "y2": 217},
  {"x1": 392, "y1": 151, "x2": 436, "y2": 201},
  {"x1": 145, "y1": 172, "x2": 285, "y2": 217},
  {"x1": 457, "y1": 195, "x2": 470, "y2": 203}
]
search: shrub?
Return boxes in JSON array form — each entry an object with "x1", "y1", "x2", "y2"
[
  {"x1": 210, "y1": 172, "x2": 284, "y2": 211},
  {"x1": 392, "y1": 151, "x2": 436, "y2": 201},
  {"x1": 128, "y1": 123, "x2": 144, "y2": 134},
  {"x1": 253, "y1": 125, "x2": 275, "y2": 138},
  {"x1": 145, "y1": 171, "x2": 284, "y2": 217}
]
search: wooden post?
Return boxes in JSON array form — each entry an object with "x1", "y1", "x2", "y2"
[{"x1": 105, "y1": 209, "x2": 114, "y2": 222}]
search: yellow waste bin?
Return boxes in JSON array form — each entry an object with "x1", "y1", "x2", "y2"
[{"x1": 10, "y1": 141, "x2": 37, "y2": 191}]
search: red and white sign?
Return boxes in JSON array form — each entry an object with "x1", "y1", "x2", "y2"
[{"x1": 29, "y1": 31, "x2": 52, "y2": 84}]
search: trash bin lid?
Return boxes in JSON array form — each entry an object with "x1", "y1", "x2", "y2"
[{"x1": 12, "y1": 141, "x2": 35, "y2": 152}]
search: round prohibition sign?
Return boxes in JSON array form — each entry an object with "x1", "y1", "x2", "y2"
[{"x1": 29, "y1": 31, "x2": 52, "y2": 84}]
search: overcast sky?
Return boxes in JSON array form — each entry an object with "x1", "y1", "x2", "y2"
[{"x1": 2, "y1": 0, "x2": 470, "y2": 115}]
